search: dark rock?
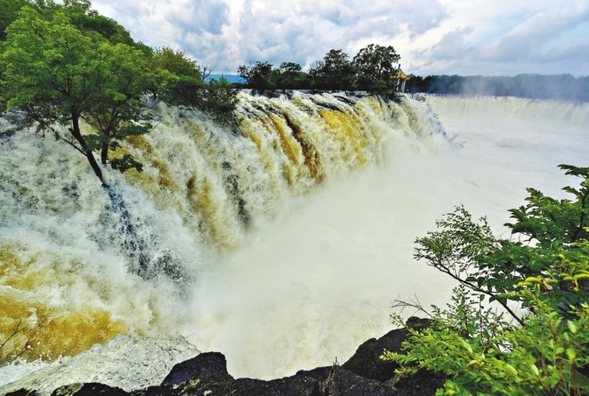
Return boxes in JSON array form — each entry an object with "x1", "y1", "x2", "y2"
[
  {"x1": 295, "y1": 366, "x2": 332, "y2": 383},
  {"x1": 49, "y1": 383, "x2": 130, "y2": 396},
  {"x1": 342, "y1": 330, "x2": 405, "y2": 382},
  {"x1": 228, "y1": 375, "x2": 320, "y2": 396},
  {"x1": 132, "y1": 373, "x2": 234, "y2": 396},
  {"x1": 4, "y1": 389, "x2": 40, "y2": 396},
  {"x1": 342, "y1": 317, "x2": 443, "y2": 395},
  {"x1": 13, "y1": 319, "x2": 445, "y2": 396},
  {"x1": 326, "y1": 367, "x2": 398, "y2": 396},
  {"x1": 342, "y1": 317, "x2": 432, "y2": 382},
  {"x1": 160, "y1": 352, "x2": 230, "y2": 386},
  {"x1": 387, "y1": 370, "x2": 446, "y2": 396}
]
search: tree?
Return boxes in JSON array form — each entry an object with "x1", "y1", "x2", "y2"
[
  {"x1": 308, "y1": 59, "x2": 325, "y2": 90},
  {"x1": 0, "y1": 0, "x2": 28, "y2": 41},
  {"x1": 148, "y1": 47, "x2": 238, "y2": 126},
  {"x1": 353, "y1": 44, "x2": 400, "y2": 81},
  {"x1": 237, "y1": 61, "x2": 275, "y2": 96},
  {"x1": 353, "y1": 44, "x2": 400, "y2": 95},
  {"x1": 383, "y1": 164, "x2": 589, "y2": 395},
  {"x1": 321, "y1": 49, "x2": 355, "y2": 91},
  {"x1": 148, "y1": 46, "x2": 204, "y2": 105},
  {"x1": 0, "y1": 5, "x2": 154, "y2": 185},
  {"x1": 272, "y1": 62, "x2": 308, "y2": 91},
  {"x1": 198, "y1": 76, "x2": 240, "y2": 127}
]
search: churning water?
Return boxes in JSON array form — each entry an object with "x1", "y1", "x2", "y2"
[{"x1": 1, "y1": 93, "x2": 588, "y2": 393}]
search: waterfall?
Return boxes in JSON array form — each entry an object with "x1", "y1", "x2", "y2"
[
  {"x1": 422, "y1": 95, "x2": 589, "y2": 127},
  {"x1": 3, "y1": 92, "x2": 587, "y2": 393},
  {"x1": 0, "y1": 92, "x2": 445, "y2": 371}
]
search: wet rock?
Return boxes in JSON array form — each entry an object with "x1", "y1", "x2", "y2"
[
  {"x1": 342, "y1": 317, "x2": 443, "y2": 395},
  {"x1": 326, "y1": 367, "x2": 398, "y2": 396},
  {"x1": 4, "y1": 389, "x2": 40, "y2": 396},
  {"x1": 15, "y1": 318, "x2": 445, "y2": 396},
  {"x1": 49, "y1": 383, "x2": 130, "y2": 396},
  {"x1": 161, "y1": 352, "x2": 230, "y2": 386}
]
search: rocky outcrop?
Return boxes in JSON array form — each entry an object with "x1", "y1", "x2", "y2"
[{"x1": 10, "y1": 318, "x2": 444, "y2": 396}]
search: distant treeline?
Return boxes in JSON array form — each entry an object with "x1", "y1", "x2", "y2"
[
  {"x1": 237, "y1": 45, "x2": 405, "y2": 98},
  {"x1": 405, "y1": 74, "x2": 589, "y2": 102}
]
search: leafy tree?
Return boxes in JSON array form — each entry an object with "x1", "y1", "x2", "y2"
[
  {"x1": 413, "y1": 165, "x2": 589, "y2": 324},
  {"x1": 0, "y1": 5, "x2": 154, "y2": 185},
  {"x1": 383, "y1": 165, "x2": 589, "y2": 395},
  {"x1": 148, "y1": 47, "x2": 238, "y2": 126},
  {"x1": 273, "y1": 62, "x2": 308, "y2": 91},
  {"x1": 197, "y1": 76, "x2": 240, "y2": 127},
  {"x1": 353, "y1": 43, "x2": 400, "y2": 93},
  {"x1": 321, "y1": 49, "x2": 356, "y2": 91},
  {"x1": 0, "y1": 0, "x2": 28, "y2": 41},
  {"x1": 237, "y1": 61, "x2": 275, "y2": 96},
  {"x1": 384, "y1": 286, "x2": 589, "y2": 395},
  {"x1": 148, "y1": 46, "x2": 204, "y2": 105},
  {"x1": 308, "y1": 59, "x2": 325, "y2": 89}
]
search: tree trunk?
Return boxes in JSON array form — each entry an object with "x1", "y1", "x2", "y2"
[
  {"x1": 101, "y1": 141, "x2": 109, "y2": 166},
  {"x1": 69, "y1": 106, "x2": 108, "y2": 187}
]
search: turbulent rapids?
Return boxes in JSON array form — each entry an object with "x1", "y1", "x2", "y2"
[
  {"x1": 2, "y1": 91, "x2": 589, "y2": 393},
  {"x1": 0, "y1": 92, "x2": 445, "y2": 383}
]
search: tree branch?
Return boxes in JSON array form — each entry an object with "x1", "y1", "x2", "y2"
[{"x1": 0, "y1": 319, "x2": 28, "y2": 351}]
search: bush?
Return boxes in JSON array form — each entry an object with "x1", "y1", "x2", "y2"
[{"x1": 383, "y1": 165, "x2": 589, "y2": 395}]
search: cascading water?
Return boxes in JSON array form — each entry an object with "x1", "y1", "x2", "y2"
[
  {"x1": 2, "y1": 92, "x2": 587, "y2": 393},
  {"x1": 0, "y1": 92, "x2": 447, "y2": 392}
]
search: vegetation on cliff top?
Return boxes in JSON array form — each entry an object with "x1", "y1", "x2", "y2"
[
  {"x1": 385, "y1": 164, "x2": 589, "y2": 395},
  {"x1": 237, "y1": 44, "x2": 403, "y2": 97},
  {"x1": 0, "y1": 0, "x2": 239, "y2": 186}
]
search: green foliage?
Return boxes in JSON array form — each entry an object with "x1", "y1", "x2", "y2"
[
  {"x1": 149, "y1": 48, "x2": 238, "y2": 125},
  {"x1": 237, "y1": 61, "x2": 275, "y2": 96},
  {"x1": 198, "y1": 76, "x2": 239, "y2": 127},
  {"x1": 321, "y1": 49, "x2": 356, "y2": 91},
  {"x1": 0, "y1": 0, "x2": 28, "y2": 41},
  {"x1": 508, "y1": 165, "x2": 589, "y2": 246},
  {"x1": 413, "y1": 204, "x2": 524, "y2": 323},
  {"x1": 0, "y1": 4, "x2": 153, "y2": 182},
  {"x1": 413, "y1": 165, "x2": 589, "y2": 323},
  {"x1": 353, "y1": 44, "x2": 400, "y2": 96},
  {"x1": 148, "y1": 46, "x2": 203, "y2": 105},
  {"x1": 384, "y1": 165, "x2": 589, "y2": 395},
  {"x1": 236, "y1": 45, "x2": 403, "y2": 96},
  {"x1": 1, "y1": 2, "x2": 238, "y2": 187},
  {"x1": 273, "y1": 62, "x2": 309, "y2": 92},
  {"x1": 384, "y1": 288, "x2": 589, "y2": 395}
]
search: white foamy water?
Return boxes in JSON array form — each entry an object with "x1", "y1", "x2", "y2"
[{"x1": 1, "y1": 93, "x2": 587, "y2": 393}]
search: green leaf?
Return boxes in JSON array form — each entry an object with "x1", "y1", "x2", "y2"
[
  {"x1": 567, "y1": 321, "x2": 578, "y2": 334},
  {"x1": 566, "y1": 348, "x2": 577, "y2": 361}
]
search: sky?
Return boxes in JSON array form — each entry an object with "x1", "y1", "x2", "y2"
[{"x1": 90, "y1": 0, "x2": 589, "y2": 77}]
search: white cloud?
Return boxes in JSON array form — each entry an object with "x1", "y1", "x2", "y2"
[{"x1": 90, "y1": 0, "x2": 589, "y2": 76}]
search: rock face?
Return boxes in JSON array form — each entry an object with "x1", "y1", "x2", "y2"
[
  {"x1": 161, "y1": 352, "x2": 229, "y2": 386},
  {"x1": 12, "y1": 318, "x2": 445, "y2": 396}
]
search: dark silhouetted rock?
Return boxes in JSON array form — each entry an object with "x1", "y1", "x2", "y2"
[
  {"x1": 342, "y1": 317, "x2": 432, "y2": 383},
  {"x1": 342, "y1": 330, "x2": 404, "y2": 381},
  {"x1": 342, "y1": 317, "x2": 444, "y2": 395},
  {"x1": 387, "y1": 370, "x2": 446, "y2": 396},
  {"x1": 161, "y1": 352, "x2": 230, "y2": 386},
  {"x1": 15, "y1": 318, "x2": 445, "y2": 396},
  {"x1": 228, "y1": 375, "x2": 320, "y2": 396},
  {"x1": 50, "y1": 383, "x2": 130, "y2": 396},
  {"x1": 5, "y1": 389, "x2": 40, "y2": 396},
  {"x1": 327, "y1": 367, "x2": 398, "y2": 396}
]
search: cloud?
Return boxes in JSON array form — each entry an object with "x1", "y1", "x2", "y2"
[
  {"x1": 430, "y1": 27, "x2": 475, "y2": 60},
  {"x1": 410, "y1": 1, "x2": 589, "y2": 75},
  {"x1": 481, "y1": 4, "x2": 589, "y2": 62},
  {"x1": 90, "y1": 0, "x2": 589, "y2": 76},
  {"x1": 165, "y1": 0, "x2": 230, "y2": 35}
]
